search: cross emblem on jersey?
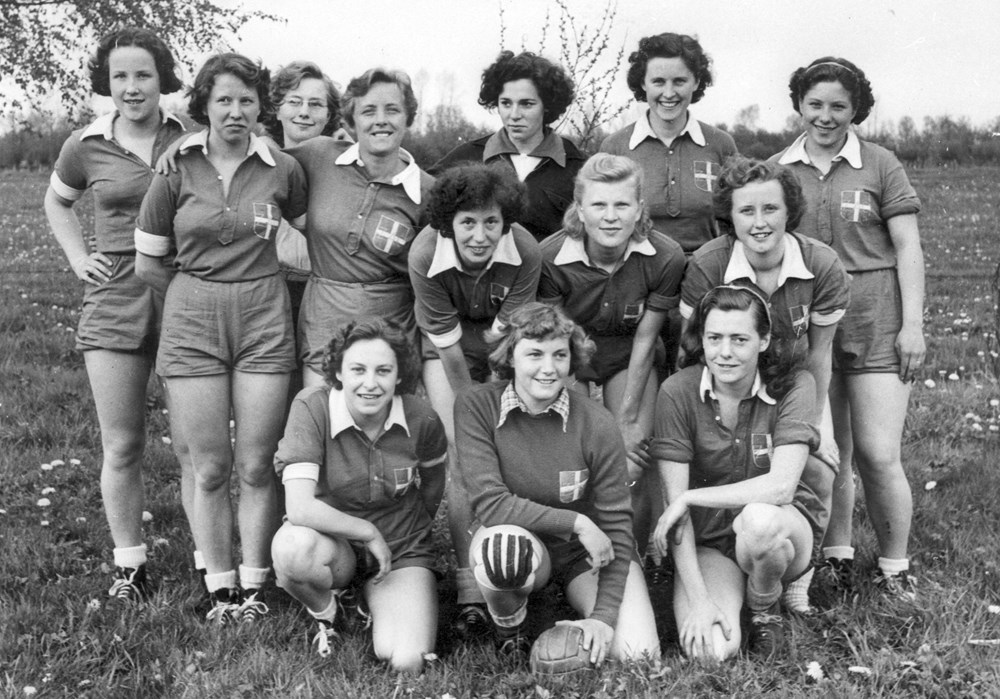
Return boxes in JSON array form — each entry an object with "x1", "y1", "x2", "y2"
[
  {"x1": 840, "y1": 190, "x2": 874, "y2": 222},
  {"x1": 559, "y1": 469, "x2": 589, "y2": 503},
  {"x1": 252, "y1": 202, "x2": 280, "y2": 241},
  {"x1": 371, "y1": 215, "x2": 413, "y2": 254},
  {"x1": 694, "y1": 161, "x2": 718, "y2": 191}
]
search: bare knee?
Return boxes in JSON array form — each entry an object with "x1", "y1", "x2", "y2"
[
  {"x1": 101, "y1": 430, "x2": 145, "y2": 469},
  {"x1": 735, "y1": 503, "x2": 788, "y2": 554},
  {"x1": 192, "y1": 459, "x2": 233, "y2": 492},
  {"x1": 234, "y1": 458, "x2": 276, "y2": 489},
  {"x1": 271, "y1": 525, "x2": 322, "y2": 580}
]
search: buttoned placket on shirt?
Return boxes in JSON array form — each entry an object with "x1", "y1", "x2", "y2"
[
  {"x1": 700, "y1": 368, "x2": 775, "y2": 482},
  {"x1": 630, "y1": 112, "x2": 708, "y2": 219}
]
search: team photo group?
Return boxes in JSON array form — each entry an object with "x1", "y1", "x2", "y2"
[{"x1": 47, "y1": 21, "x2": 924, "y2": 677}]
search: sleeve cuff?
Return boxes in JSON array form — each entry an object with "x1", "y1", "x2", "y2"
[
  {"x1": 428, "y1": 324, "x2": 463, "y2": 349},
  {"x1": 420, "y1": 453, "x2": 447, "y2": 468},
  {"x1": 134, "y1": 228, "x2": 172, "y2": 257},
  {"x1": 49, "y1": 171, "x2": 83, "y2": 202},
  {"x1": 810, "y1": 308, "x2": 845, "y2": 326},
  {"x1": 281, "y1": 462, "x2": 321, "y2": 483},
  {"x1": 678, "y1": 300, "x2": 694, "y2": 320},
  {"x1": 289, "y1": 214, "x2": 307, "y2": 231}
]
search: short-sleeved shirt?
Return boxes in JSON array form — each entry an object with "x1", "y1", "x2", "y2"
[
  {"x1": 50, "y1": 110, "x2": 185, "y2": 255},
  {"x1": 134, "y1": 131, "x2": 308, "y2": 282},
  {"x1": 430, "y1": 128, "x2": 586, "y2": 242},
  {"x1": 275, "y1": 386, "x2": 447, "y2": 560},
  {"x1": 600, "y1": 113, "x2": 738, "y2": 253},
  {"x1": 538, "y1": 229, "x2": 686, "y2": 338},
  {"x1": 651, "y1": 365, "x2": 819, "y2": 548},
  {"x1": 773, "y1": 132, "x2": 921, "y2": 272},
  {"x1": 408, "y1": 222, "x2": 541, "y2": 349},
  {"x1": 286, "y1": 138, "x2": 434, "y2": 283},
  {"x1": 680, "y1": 233, "x2": 850, "y2": 361}
]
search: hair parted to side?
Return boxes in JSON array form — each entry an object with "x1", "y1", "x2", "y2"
[
  {"x1": 427, "y1": 164, "x2": 525, "y2": 237},
  {"x1": 561, "y1": 153, "x2": 653, "y2": 241},
  {"x1": 320, "y1": 317, "x2": 420, "y2": 394},
  {"x1": 486, "y1": 302, "x2": 595, "y2": 380},
  {"x1": 626, "y1": 32, "x2": 713, "y2": 104},
  {"x1": 681, "y1": 285, "x2": 801, "y2": 399},
  {"x1": 788, "y1": 56, "x2": 874, "y2": 125},
  {"x1": 341, "y1": 67, "x2": 419, "y2": 128},
  {"x1": 713, "y1": 156, "x2": 805, "y2": 233},
  {"x1": 265, "y1": 60, "x2": 342, "y2": 146},
  {"x1": 478, "y1": 50, "x2": 575, "y2": 125},
  {"x1": 187, "y1": 53, "x2": 271, "y2": 127},
  {"x1": 89, "y1": 26, "x2": 183, "y2": 96}
]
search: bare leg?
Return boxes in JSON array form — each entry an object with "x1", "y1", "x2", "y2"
[
  {"x1": 673, "y1": 548, "x2": 744, "y2": 661},
  {"x1": 822, "y1": 372, "x2": 855, "y2": 551},
  {"x1": 271, "y1": 522, "x2": 356, "y2": 611},
  {"x1": 734, "y1": 503, "x2": 814, "y2": 597},
  {"x1": 366, "y1": 566, "x2": 438, "y2": 674}
]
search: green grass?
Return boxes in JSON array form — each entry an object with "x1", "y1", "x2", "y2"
[{"x1": 2, "y1": 167, "x2": 1000, "y2": 697}]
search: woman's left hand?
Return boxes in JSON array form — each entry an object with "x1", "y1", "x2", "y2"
[
  {"x1": 895, "y1": 324, "x2": 926, "y2": 383},
  {"x1": 618, "y1": 419, "x2": 651, "y2": 472},
  {"x1": 574, "y1": 515, "x2": 614, "y2": 572},
  {"x1": 556, "y1": 618, "x2": 615, "y2": 666},
  {"x1": 653, "y1": 496, "x2": 690, "y2": 555}
]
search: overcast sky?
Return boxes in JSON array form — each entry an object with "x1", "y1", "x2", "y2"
[{"x1": 203, "y1": 0, "x2": 999, "y2": 133}]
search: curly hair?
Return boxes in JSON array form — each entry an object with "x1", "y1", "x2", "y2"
[
  {"x1": 88, "y1": 26, "x2": 183, "y2": 97},
  {"x1": 561, "y1": 153, "x2": 653, "y2": 242},
  {"x1": 713, "y1": 157, "x2": 805, "y2": 233},
  {"x1": 265, "y1": 61, "x2": 342, "y2": 147},
  {"x1": 478, "y1": 51, "x2": 575, "y2": 125},
  {"x1": 788, "y1": 57, "x2": 874, "y2": 125},
  {"x1": 626, "y1": 33, "x2": 713, "y2": 104},
  {"x1": 680, "y1": 285, "x2": 801, "y2": 400},
  {"x1": 187, "y1": 53, "x2": 271, "y2": 127},
  {"x1": 486, "y1": 302, "x2": 594, "y2": 381},
  {"x1": 320, "y1": 318, "x2": 420, "y2": 394},
  {"x1": 426, "y1": 164, "x2": 525, "y2": 238},
  {"x1": 341, "y1": 67, "x2": 418, "y2": 128}
]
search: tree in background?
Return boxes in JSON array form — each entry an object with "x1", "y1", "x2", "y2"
[{"x1": 0, "y1": 0, "x2": 278, "y2": 119}]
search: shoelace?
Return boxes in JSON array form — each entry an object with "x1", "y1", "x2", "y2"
[
  {"x1": 238, "y1": 592, "x2": 270, "y2": 623},
  {"x1": 313, "y1": 622, "x2": 338, "y2": 657},
  {"x1": 334, "y1": 588, "x2": 372, "y2": 630},
  {"x1": 206, "y1": 600, "x2": 240, "y2": 624},
  {"x1": 750, "y1": 612, "x2": 784, "y2": 627},
  {"x1": 108, "y1": 570, "x2": 142, "y2": 600}
]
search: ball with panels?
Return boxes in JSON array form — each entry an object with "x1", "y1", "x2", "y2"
[{"x1": 529, "y1": 624, "x2": 594, "y2": 678}]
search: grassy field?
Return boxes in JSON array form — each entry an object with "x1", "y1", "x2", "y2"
[{"x1": 2, "y1": 166, "x2": 1000, "y2": 698}]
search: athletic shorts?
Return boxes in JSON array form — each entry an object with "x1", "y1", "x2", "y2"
[
  {"x1": 834, "y1": 268, "x2": 902, "y2": 374},
  {"x1": 76, "y1": 254, "x2": 161, "y2": 356},
  {"x1": 157, "y1": 272, "x2": 295, "y2": 377},
  {"x1": 420, "y1": 319, "x2": 492, "y2": 383},
  {"x1": 299, "y1": 276, "x2": 416, "y2": 371},
  {"x1": 349, "y1": 529, "x2": 437, "y2": 583}
]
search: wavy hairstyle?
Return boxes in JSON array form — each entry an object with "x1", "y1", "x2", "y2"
[
  {"x1": 320, "y1": 317, "x2": 420, "y2": 394},
  {"x1": 341, "y1": 67, "x2": 418, "y2": 128},
  {"x1": 625, "y1": 32, "x2": 713, "y2": 104},
  {"x1": 713, "y1": 157, "x2": 805, "y2": 233},
  {"x1": 788, "y1": 56, "x2": 874, "y2": 125},
  {"x1": 265, "y1": 61, "x2": 342, "y2": 146},
  {"x1": 427, "y1": 164, "x2": 525, "y2": 237},
  {"x1": 478, "y1": 51, "x2": 575, "y2": 125},
  {"x1": 680, "y1": 285, "x2": 801, "y2": 399},
  {"x1": 89, "y1": 26, "x2": 183, "y2": 96},
  {"x1": 188, "y1": 53, "x2": 271, "y2": 127},
  {"x1": 561, "y1": 153, "x2": 653, "y2": 242},
  {"x1": 486, "y1": 302, "x2": 594, "y2": 381}
]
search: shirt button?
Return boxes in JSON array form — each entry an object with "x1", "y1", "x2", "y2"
[
  {"x1": 357, "y1": 213, "x2": 363, "y2": 218},
  {"x1": 714, "y1": 416, "x2": 721, "y2": 421},
  {"x1": 671, "y1": 180, "x2": 676, "y2": 185},
  {"x1": 735, "y1": 438, "x2": 741, "y2": 443},
  {"x1": 226, "y1": 207, "x2": 231, "y2": 211},
  {"x1": 217, "y1": 175, "x2": 223, "y2": 180}
]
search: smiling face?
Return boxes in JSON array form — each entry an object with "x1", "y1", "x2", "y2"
[
  {"x1": 108, "y1": 46, "x2": 161, "y2": 126},
  {"x1": 731, "y1": 180, "x2": 789, "y2": 260},
  {"x1": 353, "y1": 81, "x2": 408, "y2": 160},
  {"x1": 452, "y1": 204, "x2": 504, "y2": 270},
  {"x1": 207, "y1": 72, "x2": 260, "y2": 147},
  {"x1": 336, "y1": 338, "x2": 399, "y2": 427},
  {"x1": 277, "y1": 76, "x2": 330, "y2": 147},
  {"x1": 702, "y1": 308, "x2": 769, "y2": 395},
  {"x1": 577, "y1": 178, "x2": 643, "y2": 258},
  {"x1": 511, "y1": 335, "x2": 570, "y2": 413},
  {"x1": 643, "y1": 56, "x2": 698, "y2": 129},
  {"x1": 800, "y1": 80, "x2": 856, "y2": 154},
  {"x1": 498, "y1": 78, "x2": 546, "y2": 152}
]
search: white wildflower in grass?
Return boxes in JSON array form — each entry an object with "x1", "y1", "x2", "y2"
[
  {"x1": 990, "y1": 425, "x2": 999, "y2": 432},
  {"x1": 23, "y1": 687, "x2": 37, "y2": 696},
  {"x1": 87, "y1": 599, "x2": 101, "y2": 611},
  {"x1": 423, "y1": 652, "x2": 438, "y2": 662},
  {"x1": 69, "y1": 458, "x2": 81, "y2": 466},
  {"x1": 50, "y1": 459, "x2": 64, "y2": 467},
  {"x1": 40, "y1": 520, "x2": 49, "y2": 527},
  {"x1": 41, "y1": 487, "x2": 55, "y2": 495},
  {"x1": 991, "y1": 399, "x2": 1000, "y2": 408},
  {"x1": 805, "y1": 660, "x2": 824, "y2": 681},
  {"x1": 40, "y1": 463, "x2": 53, "y2": 471},
  {"x1": 925, "y1": 481, "x2": 938, "y2": 491},
  {"x1": 988, "y1": 605, "x2": 1000, "y2": 614},
  {"x1": 848, "y1": 666, "x2": 872, "y2": 676},
  {"x1": 949, "y1": 373, "x2": 960, "y2": 381},
  {"x1": 152, "y1": 537, "x2": 169, "y2": 548},
  {"x1": 142, "y1": 511, "x2": 154, "y2": 523},
  {"x1": 972, "y1": 423, "x2": 984, "y2": 432},
  {"x1": 77, "y1": 680, "x2": 92, "y2": 688},
  {"x1": 440, "y1": 694, "x2": 457, "y2": 699},
  {"x1": 966, "y1": 412, "x2": 981, "y2": 421},
  {"x1": 37, "y1": 498, "x2": 51, "y2": 507},
  {"x1": 0, "y1": 509, "x2": 6, "y2": 515},
  {"x1": 161, "y1": 436, "x2": 172, "y2": 445},
  {"x1": 924, "y1": 379, "x2": 936, "y2": 388},
  {"x1": 75, "y1": 517, "x2": 86, "y2": 523}
]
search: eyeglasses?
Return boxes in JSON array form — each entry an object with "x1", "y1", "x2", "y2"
[{"x1": 281, "y1": 97, "x2": 328, "y2": 112}]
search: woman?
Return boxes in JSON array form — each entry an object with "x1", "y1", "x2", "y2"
[
  {"x1": 774, "y1": 57, "x2": 924, "y2": 599},
  {"x1": 44, "y1": 26, "x2": 185, "y2": 601},
  {"x1": 431, "y1": 50, "x2": 585, "y2": 242},
  {"x1": 454, "y1": 302, "x2": 659, "y2": 663},
  {"x1": 408, "y1": 164, "x2": 541, "y2": 637},
  {"x1": 651, "y1": 286, "x2": 822, "y2": 659},
  {"x1": 271, "y1": 319, "x2": 447, "y2": 674},
  {"x1": 681, "y1": 156, "x2": 851, "y2": 611},
  {"x1": 539, "y1": 153, "x2": 685, "y2": 553},
  {"x1": 287, "y1": 67, "x2": 433, "y2": 388},
  {"x1": 134, "y1": 53, "x2": 308, "y2": 622}
]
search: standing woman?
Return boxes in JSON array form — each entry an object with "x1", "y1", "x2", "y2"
[
  {"x1": 539, "y1": 153, "x2": 686, "y2": 552},
  {"x1": 44, "y1": 27, "x2": 185, "y2": 600},
  {"x1": 135, "y1": 53, "x2": 308, "y2": 621},
  {"x1": 774, "y1": 57, "x2": 924, "y2": 597},
  {"x1": 431, "y1": 50, "x2": 585, "y2": 242},
  {"x1": 288, "y1": 67, "x2": 433, "y2": 388}
]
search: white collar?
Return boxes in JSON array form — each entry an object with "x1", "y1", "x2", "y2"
[
  {"x1": 328, "y1": 387, "x2": 409, "y2": 437},
  {"x1": 777, "y1": 130, "x2": 863, "y2": 169},
  {"x1": 335, "y1": 142, "x2": 423, "y2": 204},
  {"x1": 723, "y1": 235, "x2": 815, "y2": 287},
  {"x1": 178, "y1": 129, "x2": 276, "y2": 166},
  {"x1": 628, "y1": 109, "x2": 706, "y2": 150},
  {"x1": 426, "y1": 228, "x2": 523, "y2": 278},
  {"x1": 80, "y1": 109, "x2": 184, "y2": 141},
  {"x1": 553, "y1": 234, "x2": 656, "y2": 267},
  {"x1": 699, "y1": 366, "x2": 775, "y2": 405}
]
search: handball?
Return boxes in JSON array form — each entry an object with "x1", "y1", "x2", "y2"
[{"x1": 529, "y1": 624, "x2": 594, "y2": 678}]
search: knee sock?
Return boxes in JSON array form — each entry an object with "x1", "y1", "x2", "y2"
[
  {"x1": 823, "y1": 545, "x2": 855, "y2": 561},
  {"x1": 491, "y1": 601, "x2": 527, "y2": 629},
  {"x1": 782, "y1": 567, "x2": 814, "y2": 612},
  {"x1": 239, "y1": 565, "x2": 269, "y2": 591},
  {"x1": 193, "y1": 550, "x2": 206, "y2": 573},
  {"x1": 746, "y1": 578, "x2": 782, "y2": 612},
  {"x1": 204, "y1": 570, "x2": 237, "y2": 594},
  {"x1": 113, "y1": 544, "x2": 148, "y2": 569},
  {"x1": 877, "y1": 557, "x2": 909, "y2": 576},
  {"x1": 456, "y1": 567, "x2": 486, "y2": 606}
]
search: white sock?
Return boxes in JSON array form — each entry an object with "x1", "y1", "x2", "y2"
[
  {"x1": 746, "y1": 579, "x2": 782, "y2": 612},
  {"x1": 239, "y1": 564, "x2": 269, "y2": 591},
  {"x1": 193, "y1": 550, "x2": 206, "y2": 571},
  {"x1": 113, "y1": 544, "x2": 147, "y2": 569},
  {"x1": 308, "y1": 592, "x2": 340, "y2": 624},
  {"x1": 823, "y1": 546, "x2": 855, "y2": 561},
  {"x1": 783, "y1": 568, "x2": 814, "y2": 612},
  {"x1": 204, "y1": 570, "x2": 237, "y2": 594},
  {"x1": 878, "y1": 557, "x2": 909, "y2": 576}
]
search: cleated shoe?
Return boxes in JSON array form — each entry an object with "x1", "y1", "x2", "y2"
[
  {"x1": 873, "y1": 570, "x2": 917, "y2": 602},
  {"x1": 237, "y1": 588, "x2": 270, "y2": 623},
  {"x1": 205, "y1": 588, "x2": 241, "y2": 625},
  {"x1": 334, "y1": 587, "x2": 372, "y2": 633},
  {"x1": 108, "y1": 564, "x2": 151, "y2": 602},
  {"x1": 312, "y1": 618, "x2": 339, "y2": 658},
  {"x1": 495, "y1": 622, "x2": 530, "y2": 661},
  {"x1": 817, "y1": 557, "x2": 854, "y2": 593},
  {"x1": 454, "y1": 603, "x2": 492, "y2": 642},
  {"x1": 748, "y1": 601, "x2": 785, "y2": 658}
]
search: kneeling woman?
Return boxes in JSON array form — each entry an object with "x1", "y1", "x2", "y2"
[
  {"x1": 271, "y1": 319, "x2": 447, "y2": 673},
  {"x1": 454, "y1": 303, "x2": 659, "y2": 664},
  {"x1": 651, "y1": 286, "x2": 821, "y2": 660}
]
